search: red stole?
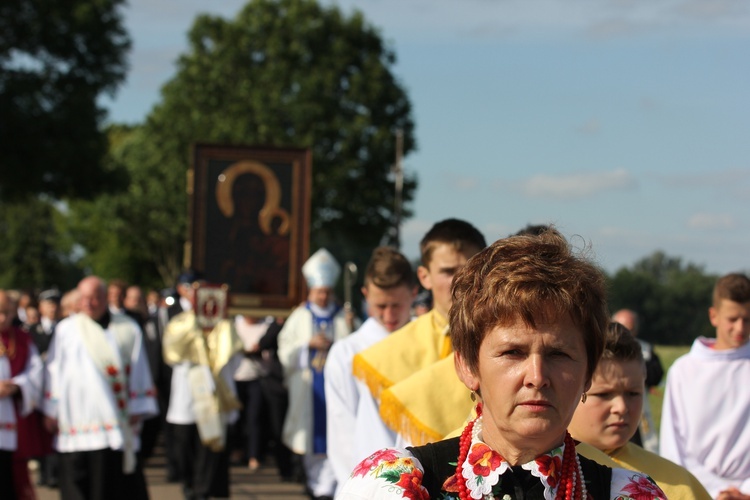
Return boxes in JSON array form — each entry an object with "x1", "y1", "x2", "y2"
[
  {"x1": 1, "y1": 326, "x2": 52, "y2": 459},
  {"x1": 1, "y1": 326, "x2": 30, "y2": 378},
  {"x1": 2, "y1": 326, "x2": 43, "y2": 499}
]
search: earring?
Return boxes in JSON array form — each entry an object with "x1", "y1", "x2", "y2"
[
  {"x1": 470, "y1": 391, "x2": 476, "y2": 402},
  {"x1": 581, "y1": 393, "x2": 587, "y2": 404}
]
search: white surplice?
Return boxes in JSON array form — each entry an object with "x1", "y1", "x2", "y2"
[
  {"x1": 43, "y1": 313, "x2": 158, "y2": 453},
  {"x1": 660, "y1": 337, "x2": 750, "y2": 497},
  {"x1": 0, "y1": 338, "x2": 42, "y2": 451},
  {"x1": 165, "y1": 357, "x2": 241, "y2": 426},
  {"x1": 277, "y1": 304, "x2": 352, "y2": 455},
  {"x1": 324, "y1": 317, "x2": 396, "y2": 489}
]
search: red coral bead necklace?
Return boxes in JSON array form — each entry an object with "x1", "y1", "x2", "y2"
[{"x1": 455, "y1": 404, "x2": 586, "y2": 500}]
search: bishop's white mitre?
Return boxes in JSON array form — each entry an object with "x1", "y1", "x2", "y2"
[{"x1": 302, "y1": 248, "x2": 341, "y2": 288}]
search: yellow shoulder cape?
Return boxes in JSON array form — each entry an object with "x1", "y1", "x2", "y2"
[
  {"x1": 352, "y1": 309, "x2": 450, "y2": 401},
  {"x1": 380, "y1": 353, "x2": 472, "y2": 445},
  {"x1": 163, "y1": 311, "x2": 243, "y2": 413}
]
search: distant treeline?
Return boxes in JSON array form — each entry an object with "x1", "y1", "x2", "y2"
[{"x1": 606, "y1": 251, "x2": 728, "y2": 346}]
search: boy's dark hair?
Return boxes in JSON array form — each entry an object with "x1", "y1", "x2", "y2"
[
  {"x1": 602, "y1": 322, "x2": 644, "y2": 364},
  {"x1": 364, "y1": 247, "x2": 415, "y2": 289},
  {"x1": 713, "y1": 273, "x2": 750, "y2": 308},
  {"x1": 419, "y1": 219, "x2": 486, "y2": 266}
]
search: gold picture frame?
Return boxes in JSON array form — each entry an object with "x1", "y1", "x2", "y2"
[{"x1": 188, "y1": 144, "x2": 311, "y2": 317}]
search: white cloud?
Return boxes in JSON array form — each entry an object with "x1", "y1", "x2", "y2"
[
  {"x1": 639, "y1": 96, "x2": 658, "y2": 111},
  {"x1": 517, "y1": 168, "x2": 637, "y2": 200},
  {"x1": 673, "y1": 0, "x2": 749, "y2": 21},
  {"x1": 576, "y1": 118, "x2": 601, "y2": 135},
  {"x1": 656, "y1": 168, "x2": 750, "y2": 189},
  {"x1": 687, "y1": 213, "x2": 735, "y2": 230},
  {"x1": 325, "y1": 0, "x2": 750, "y2": 41},
  {"x1": 446, "y1": 174, "x2": 479, "y2": 191}
]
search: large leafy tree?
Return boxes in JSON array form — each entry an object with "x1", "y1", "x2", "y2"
[
  {"x1": 0, "y1": 0, "x2": 130, "y2": 200},
  {"x1": 66, "y1": 124, "x2": 185, "y2": 288},
  {"x1": 122, "y1": 0, "x2": 417, "y2": 283}
]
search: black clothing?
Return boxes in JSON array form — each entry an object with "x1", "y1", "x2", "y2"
[
  {"x1": 172, "y1": 424, "x2": 230, "y2": 499},
  {"x1": 407, "y1": 437, "x2": 612, "y2": 499},
  {"x1": 58, "y1": 448, "x2": 148, "y2": 500}
]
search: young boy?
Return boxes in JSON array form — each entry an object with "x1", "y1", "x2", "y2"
[
  {"x1": 352, "y1": 219, "x2": 486, "y2": 442},
  {"x1": 324, "y1": 247, "x2": 417, "y2": 492},
  {"x1": 569, "y1": 322, "x2": 710, "y2": 499},
  {"x1": 660, "y1": 273, "x2": 750, "y2": 498}
]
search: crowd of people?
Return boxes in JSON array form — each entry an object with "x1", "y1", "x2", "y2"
[{"x1": 1, "y1": 220, "x2": 749, "y2": 499}]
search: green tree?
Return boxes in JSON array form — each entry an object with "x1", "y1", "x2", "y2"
[
  {"x1": 608, "y1": 251, "x2": 717, "y2": 345},
  {"x1": 65, "y1": 125, "x2": 183, "y2": 289},
  {"x1": 0, "y1": 198, "x2": 82, "y2": 290},
  {"x1": 121, "y1": 0, "x2": 417, "y2": 283},
  {"x1": 0, "y1": 0, "x2": 130, "y2": 200}
]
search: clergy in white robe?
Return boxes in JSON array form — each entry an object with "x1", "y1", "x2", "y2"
[
  {"x1": 43, "y1": 276, "x2": 157, "y2": 500},
  {"x1": 278, "y1": 248, "x2": 356, "y2": 499},
  {"x1": 278, "y1": 301, "x2": 352, "y2": 495}
]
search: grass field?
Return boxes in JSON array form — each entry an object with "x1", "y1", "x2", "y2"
[{"x1": 647, "y1": 344, "x2": 691, "y2": 435}]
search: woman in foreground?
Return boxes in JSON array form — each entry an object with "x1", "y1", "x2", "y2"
[{"x1": 338, "y1": 229, "x2": 666, "y2": 499}]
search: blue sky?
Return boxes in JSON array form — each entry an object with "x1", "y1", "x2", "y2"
[{"x1": 103, "y1": 0, "x2": 750, "y2": 275}]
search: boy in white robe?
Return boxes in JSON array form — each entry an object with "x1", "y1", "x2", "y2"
[
  {"x1": 324, "y1": 247, "x2": 417, "y2": 493},
  {"x1": 43, "y1": 276, "x2": 158, "y2": 500},
  {"x1": 660, "y1": 273, "x2": 750, "y2": 498}
]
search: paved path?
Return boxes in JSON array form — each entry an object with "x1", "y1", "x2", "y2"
[{"x1": 33, "y1": 449, "x2": 310, "y2": 500}]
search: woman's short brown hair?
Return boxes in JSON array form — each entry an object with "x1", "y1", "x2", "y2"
[{"x1": 450, "y1": 228, "x2": 608, "y2": 382}]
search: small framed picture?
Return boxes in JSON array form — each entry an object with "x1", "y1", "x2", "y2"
[
  {"x1": 189, "y1": 144, "x2": 311, "y2": 317},
  {"x1": 194, "y1": 283, "x2": 229, "y2": 330}
]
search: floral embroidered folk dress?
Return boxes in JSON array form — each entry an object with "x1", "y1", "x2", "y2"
[{"x1": 338, "y1": 417, "x2": 667, "y2": 499}]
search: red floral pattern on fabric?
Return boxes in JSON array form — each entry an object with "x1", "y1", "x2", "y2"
[
  {"x1": 619, "y1": 474, "x2": 664, "y2": 500},
  {"x1": 467, "y1": 442, "x2": 504, "y2": 476},
  {"x1": 395, "y1": 468, "x2": 430, "y2": 500},
  {"x1": 535, "y1": 453, "x2": 562, "y2": 488},
  {"x1": 352, "y1": 448, "x2": 402, "y2": 478},
  {"x1": 106, "y1": 365, "x2": 118, "y2": 376},
  {"x1": 441, "y1": 472, "x2": 460, "y2": 493}
]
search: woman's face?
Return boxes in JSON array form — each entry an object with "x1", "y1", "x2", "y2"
[
  {"x1": 457, "y1": 315, "x2": 590, "y2": 456},
  {"x1": 568, "y1": 359, "x2": 644, "y2": 453}
]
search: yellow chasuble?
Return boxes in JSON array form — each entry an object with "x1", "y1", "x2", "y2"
[
  {"x1": 605, "y1": 442, "x2": 711, "y2": 500},
  {"x1": 163, "y1": 312, "x2": 243, "y2": 450},
  {"x1": 352, "y1": 309, "x2": 450, "y2": 401}
]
